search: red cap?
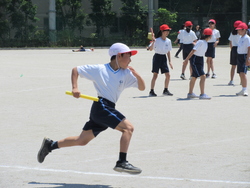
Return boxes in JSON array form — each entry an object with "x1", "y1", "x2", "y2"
[
  {"x1": 236, "y1": 22, "x2": 248, "y2": 30},
  {"x1": 185, "y1": 21, "x2": 193, "y2": 27},
  {"x1": 203, "y1": 28, "x2": 213, "y2": 35},
  {"x1": 208, "y1": 19, "x2": 216, "y2": 24},
  {"x1": 159, "y1": 24, "x2": 171, "y2": 31},
  {"x1": 234, "y1": 20, "x2": 242, "y2": 28}
]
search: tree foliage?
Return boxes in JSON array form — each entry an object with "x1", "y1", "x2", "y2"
[
  {"x1": 120, "y1": 0, "x2": 148, "y2": 45},
  {"x1": 154, "y1": 8, "x2": 177, "y2": 27},
  {"x1": 0, "y1": 0, "x2": 38, "y2": 45},
  {"x1": 56, "y1": 0, "x2": 86, "y2": 33},
  {"x1": 89, "y1": 0, "x2": 116, "y2": 37}
]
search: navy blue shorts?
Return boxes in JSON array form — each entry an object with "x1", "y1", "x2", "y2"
[
  {"x1": 152, "y1": 53, "x2": 169, "y2": 74},
  {"x1": 205, "y1": 43, "x2": 215, "y2": 58},
  {"x1": 83, "y1": 97, "x2": 125, "y2": 136},
  {"x1": 237, "y1": 54, "x2": 248, "y2": 74},
  {"x1": 230, "y1": 46, "x2": 238, "y2": 65},
  {"x1": 182, "y1": 44, "x2": 194, "y2": 60},
  {"x1": 190, "y1": 55, "x2": 205, "y2": 78}
]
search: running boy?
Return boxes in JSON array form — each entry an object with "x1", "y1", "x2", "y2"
[
  {"x1": 37, "y1": 43, "x2": 146, "y2": 174},
  {"x1": 148, "y1": 24, "x2": 173, "y2": 96},
  {"x1": 184, "y1": 28, "x2": 213, "y2": 100},
  {"x1": 235, "y1": 22, "x2": 250, "y2": 96}
]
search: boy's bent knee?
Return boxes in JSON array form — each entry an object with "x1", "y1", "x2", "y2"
[{"x1": 116, "y1": 119, "x2": 134, "y2": 133}]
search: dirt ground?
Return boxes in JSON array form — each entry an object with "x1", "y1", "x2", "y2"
[{"x1": 0, "y1": 47, "x2": 250, "y2": 188}]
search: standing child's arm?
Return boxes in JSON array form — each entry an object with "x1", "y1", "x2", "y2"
[
  {"x1": 71, "y1": 67, "x2": 81, "y2": 98},
  {"x1": 183, "y1": 49, "x2": 195, "y2": 63},
  {"x1": 246, "y1": 46, "x2": 250, "y2": 66},
  {"x1": 167, "y1": 51, "x2": 173, "y2": 69},
  {"x1": 128, "y1": 66, "x2": 145, "y2": 91}
]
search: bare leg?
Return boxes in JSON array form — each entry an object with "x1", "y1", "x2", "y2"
[
  {"x1": 199, "y1": 75, "x2": 206, "y2": 94},
  {"x1": 164, "y1": 72, "x2": 170, "y2": 89},
  {"x1": 230, "y1": 65, "x2": 236, "y2": 81},
  {"x1": 115, "y1": 119, "x2": 134, "y2": 153},
  {"x1": 150, "y1": 73, "x2": 158, "y2": 89},
  {"x1": 58, "y1": 130, "x2": 95, "y2": 148},
  {"x1": 239, "y1": 72, "x2": 247, "y2": 88},
  {"x1": 210, "y1": 58, "x2": 214, "y2": 72},
  {"x1": 206, "y1": 57, "x2": 212, "y2": 74},
  {"x1": 189, "y1": 77, "x2": 197, "y2": 94},
  {"x1": 182, "y1": 61, "x2": 188, "y2": 74}
]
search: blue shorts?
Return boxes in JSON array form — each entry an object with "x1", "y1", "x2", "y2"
[
  {"x1": 205, "y1": 43, "x2": 215, "y2": 58},
  {"x1": 83, "y1": 97, "x2": 125, "y2": 136},
  {"x1": 152, "y1": 54, "x2": 169, "y2": 74},
  {"x1": 230, "y1": 46, "x2": 238, "y2": 65},
  {"x1": 182, "y1": 44, "x2": 194, "y2": 60},
  {"x1": 190, "y1": 55, "x2": 205, "y2": 78},
  {"x1": 237, "y1": 54, "x2": 248, "y2": 74}
]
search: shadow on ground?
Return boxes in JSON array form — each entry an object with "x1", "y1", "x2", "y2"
[{"x1": 29, "y1": 182, "x2": 113, "y2": 188}]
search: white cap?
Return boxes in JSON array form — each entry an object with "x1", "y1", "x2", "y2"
[
  {"x1": 109, "y1": 43, "x2": 137, "y2": 57},
  {"x1": 248, "y1": 22, "x2": 250, "y2": 25}
]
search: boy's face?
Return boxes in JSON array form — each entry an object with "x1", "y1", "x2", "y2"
[{"x1": 118, "y1": 52, "x2": 131, "y2": 69}]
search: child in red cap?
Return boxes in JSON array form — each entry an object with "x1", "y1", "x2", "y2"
[
  {"x1": 205, "y1": 19, "x2": 221, "y2": 79},
  {"x1": 148, "y1": 24, "x2": 173, "y2": 96},
  {"x1": 179, "y1": 21, "x2": 198, "y2": 80},
  {"x1": 228, "y1": 20, "x2": 242, "y2": 85},
  {"x1": 235, "y1": 22, "x2": 250, "y2": 96},
  {"x1": 183, "y1": 28, "x2": 213, "y2": 99}
]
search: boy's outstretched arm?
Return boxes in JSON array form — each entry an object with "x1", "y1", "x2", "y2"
[
  {"x1": 71, "y1": 67, "x2": 81, "y2": 98},
  {"x1": 128, "y1": 66, "x2": 146, "y2": 91}
]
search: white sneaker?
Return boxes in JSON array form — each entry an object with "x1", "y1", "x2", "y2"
[
  {"x1": 228, "y1": 81, "x2": 234, "y2": 85},
  {"x1": 187, "y1": 93, "x2": 199, "y2": 99},
  {"x1": 180, "y1": 74, "x2": 186, "y2": 80},
  {"x1": 199, "y1": 94, "x2": 211, "y2": 100},
  {"x1": 236, "y1": 90, "x2": 248, "y2": 96},
  {"x1": 211, "y1": 73, "x2": 217, "y2": 79}
]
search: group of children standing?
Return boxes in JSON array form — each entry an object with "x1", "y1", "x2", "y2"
[{"x1": 148, "y1": 19, "x2": 250, "y2": 98}]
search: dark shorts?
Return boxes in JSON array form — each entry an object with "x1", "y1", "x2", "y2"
[
  {"x1": 205, "y1": 43, "x2": 215, "y2": 58},
  {"x1": 237, "y1": 54, "x2": 248, "y2": 74},
  {"x1": 79, "y1": 48, "x2": 86, "y2": 51},
  {"x1": 83, "y1": 97, "x2": 125, "y2": 137},
  {"x1": 152, "y1": 53, "x2": 169, "y2": 74},
  {"x1": 230, "y1": 46, "x2": 238, "y2": 65},
  {"x1": 182, "y1": 44, "x2": 194, "y2": 60},
  {"x1": 190, "y1": 55, "x2": 205, "y2": 78}
]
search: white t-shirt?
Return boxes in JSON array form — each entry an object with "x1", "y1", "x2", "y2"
[
  {"x1": 153, "y1": 37, "x2": 172, "y2": 55},
  {"x1": 193, "y1": 40, "x2": 208, "y2": 57},
  {"x1": 207, "y1": 28, "x2": 221, "y2": 43},
  {"x1": 178, "y1": 29, "x2": 185, "y2": 43},
  {"x1": 77, "y1": 63, "x2": 138, "y2": 103},
  {"x1": 181, "y1": 30, "x2": 197, "y2": 44},
  {"x1": 228, "y1": 33, "x2": 241, "y2": 47},
  {"x1": 237, "y1": 34, "x2": 250, "y2": 54}
]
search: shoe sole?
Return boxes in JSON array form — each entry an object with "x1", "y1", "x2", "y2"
[
  {"x1": 37, "y1": 137, "x2": 48, "y2": 163},
  {"x1": 113, "y1": 167, "x2": 142, "y2": 175}
]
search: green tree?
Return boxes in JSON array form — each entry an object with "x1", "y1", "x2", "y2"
[
  {"x1": 56, "y1": 0, "x2": 86, "y2": 33},
  {"x1": 154, "y1": 8, "x2": 177, "y2": 27},
  {"x1": 89, "y1": 0, "x2": 116, "y2": 37},
  {"x1": 0, "y1": 0, "x2": 38, "y2": 46},
  {"x1": 120, "y1": 0, "x2": 148, "y2": 45},
  {"x1": 0, "y1": 0, "x2": 11, "y2": 42}
]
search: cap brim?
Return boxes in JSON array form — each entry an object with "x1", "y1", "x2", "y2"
[
  {"x1": 120, "y1": 50, "x2": 137, "y2": 56},
  {"x1": 236, "y1": 27, "x2": 245, "y2": 30}
]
